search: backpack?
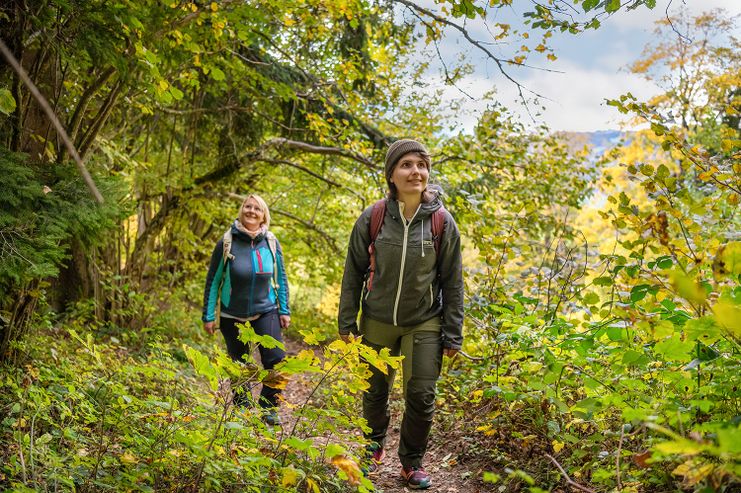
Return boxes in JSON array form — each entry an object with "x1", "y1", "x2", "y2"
[
  {"x1": 366, "y1": 199, "x2": 445, "y2": 291},
  {"x1": 222, "y1": 228, "x2": 281, "y2": 309}
]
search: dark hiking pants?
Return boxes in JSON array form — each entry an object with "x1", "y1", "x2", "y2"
[
  {"x1": 360, "y1": 316, "x2": 442, "y2": 468},
  {"x1": 219, "y1": 309, "x2": 285, "y2": 409}
]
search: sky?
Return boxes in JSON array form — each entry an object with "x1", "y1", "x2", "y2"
[{"x1": 411, "y1": 0, "x2": 740, "y2": 133}]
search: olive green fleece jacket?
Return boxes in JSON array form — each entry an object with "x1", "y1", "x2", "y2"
[{"x1": 338, "y1": 195, "x2": 464, "y2": 349}]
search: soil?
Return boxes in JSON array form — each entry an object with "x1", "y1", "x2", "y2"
[{"x1": 276, "y1": 336, "x2": 493, "y2": 493}]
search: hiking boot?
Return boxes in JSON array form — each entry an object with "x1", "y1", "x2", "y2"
[
  {"x1": 363, "y1": 444, "x2": 385, "y2": 475},
  {"x1": 263, "y1": 409, "x2": 281, "y2": 426},
  {"x1": 400, "y1": 466, "x2": 431, "y2": 490}
]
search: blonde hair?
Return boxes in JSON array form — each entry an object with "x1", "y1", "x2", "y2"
[{"x1": 240, "y1": 194, "x2": 271, "y2": 229}]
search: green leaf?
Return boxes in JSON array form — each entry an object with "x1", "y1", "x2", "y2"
[
  {"x1": 0, "y1": 88, "x2": 16, "y2": 115},
  {"x1": 582, "y1": 292, "x2": 600, "y2": 305},
  {"x1": 325, "y1": 443, "x2": 346, "y2": 458},
  {"x1": 656, "y1": 256, "x2": 673, "y2": 269},
  {"x1": 717, "y1": 426, "x2": 741, "y2": 455},
  {"x1": 653, "y1": 336, "x2": 693, "y2": 362},
  {"x1": 582, "y1": 0, "x2": 600, "y2": 13},
  {"x1": 184, "y1": 346, "x2": 219, "y2": 391},
  {"x1": 210, "y1": 66, "x2": 226, "y2": 81},
  {"x1": 593, "y1": 276, "x2": 613, "y2": 287},
  {"x1": 483, "y1": 471, "x2": 501, "y2": 483},
  {"x1": 606, "y1": 326, "x2": 625, "y2": 341},
  {"x1": 630, "y1": 284, "x2": 650, "y2": 303},
  {"x1": 622, "y1": 349, "x2": 649, "y2": 367},
  {"x1": 684, "y1": 317, "x2": 720, "y2": 344},
  {"x1": 605, "y1": 0, "x2": 621, "y2": 13}
]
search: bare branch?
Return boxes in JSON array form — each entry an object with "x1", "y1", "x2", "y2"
[
  {"x1": 263, "y1": 138, "x2": 377, "y2": 169},
  {"x1": 226, "y1": 192, "x2": 339, "y2": 252},
  {"x1": 0, "y1": 37, "x2": 104, "y2": 204},
  {"x1": 256, "y1": 158, "x2": 364, "y2": 203},
  {"x1": 393, "y1": 0, "x2": 562, "y2": 114},
  {"x1": 545, "y1": 453, "x2": 597, "y2": 493}
]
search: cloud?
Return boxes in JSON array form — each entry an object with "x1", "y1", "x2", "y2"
[
  {"x1": 408, "y1": 0, "x2": 737, "y2": 133},
  {"x1": 608, "y1": 0, "x2": 741, "y2": 31},
  {"x1": 432, "y1": 61, "x2": 661, "y2": 133}
]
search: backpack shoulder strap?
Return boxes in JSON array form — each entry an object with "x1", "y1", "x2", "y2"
[
  {"x1": 431, "y1": 207, "x2": 446, "y2": 255},
  {"x1": 266, "y1": 231, "x2": 278, "y2": 275},
  {"x1": 369, "y1": 199, "x2": 386, "y2": 243},
  {"x1": 265, "y1": 231, "x2": 281, "y2": 310},
  {"x1": 222, "y1": 229, "x2": 234, "y2": 266},
  {"x1": 366, "y1": 199, "x2": 387, "y2": 292}
]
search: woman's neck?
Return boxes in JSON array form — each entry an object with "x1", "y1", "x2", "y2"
[{"x1": 397, "y1": 193, "x2": 421, "y2": 219}]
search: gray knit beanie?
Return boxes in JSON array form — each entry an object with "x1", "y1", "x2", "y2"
[{"x1": 384, "y1": 139, "x2": 429, "y2": 188}]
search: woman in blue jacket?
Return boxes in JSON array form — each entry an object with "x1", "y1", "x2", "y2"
[{"x1": 202, "y1": 194, "x2": 290, "y2": 425}]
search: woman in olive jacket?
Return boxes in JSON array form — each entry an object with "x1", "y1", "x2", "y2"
[{"x1": 338, "y1": 139, "x2": 464, "y2": 490}]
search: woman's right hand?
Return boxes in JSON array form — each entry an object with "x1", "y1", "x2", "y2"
[{"x1": 204, "y1": 321, "x2": 216, "y2": 335}]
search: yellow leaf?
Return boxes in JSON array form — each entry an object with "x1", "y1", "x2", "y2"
[
  {"x1": 331, "y1": 455, "x2": 362, "y2": 485},
  {"x1": 712, "y1": 300, "x2": 741, "y2": 338},
  {"x1": 552, "y1": 440, "x2": 565, "y2": 453},
  {"x1": 306, "y1": 478, "x2": 321, "y2": 493},
  {"x1": 262, "y1": 369, "x2": 289, "y2": 390},
  {"x1": 535, "y1": 44, "x2": 546, "y2": 52},
  {"x1": 210, "y1": 2, "x2": 218, "y2": 11},
  {"x1": 670, "y1": 272, "x2": 706, "y2": 305},
  {"x1": 120, "y1": 452, "x2": 138, "y2": 465},
  {"x1": 672, "y1": 460, "x2": 714, "y2": 486},
  {"x1": 282, "y1": 466, "x2": 299, "y2": 487},
  {"x1": 547, "y1": 53, "x2": 557, "y2": 61},
  {"x1": 721, "y1": 139, "x2": 741, "y2": 153},
  {"x1": 721, "y1": 241, "x2": 741, "y2": 275}
]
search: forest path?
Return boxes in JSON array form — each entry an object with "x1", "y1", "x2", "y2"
[{"x1": 277, "y1": 336, "x2": 491, "y2": 492}]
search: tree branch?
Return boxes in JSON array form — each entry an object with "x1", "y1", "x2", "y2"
[
  {"x1": 263, "y1": 138, "x2": 377, "y2": 170},
  {"x1": 545, "y1": 453, "x2": 596, "y2": 493},
  {"x1": 226, "y1": 193, "x2": 339, "y2": 252},
  {"x1": 393, "y1": 0, "x2": 561, "y2": 113}
]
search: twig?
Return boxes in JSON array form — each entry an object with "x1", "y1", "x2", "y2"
[
  {"x1": 262, "y1": 137, "x2": 376, "y2": 170},
  {"x1": 0, "y1": 38, "x2": 104, "y2": 204},
  {"x1": 457, "y1": 350, "x2": 486, "y2": 362},
  {"x1": 225, "y1": 192, "x2": 340, "y2": 252},
  {"x1": 545, "y1": 453, "x2": 596, "y2": 493},
  {"x1": 616, "y1": 424, "x2": 624, "y2": 490}
]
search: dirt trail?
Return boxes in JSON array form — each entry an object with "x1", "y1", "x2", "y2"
[{"x1": 278, "y1": 336, "x2": 490, "y2": 492}]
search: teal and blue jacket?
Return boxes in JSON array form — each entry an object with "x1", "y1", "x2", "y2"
[{"x1": 202, "y1": 223, "x2": 290, "y2": 322}]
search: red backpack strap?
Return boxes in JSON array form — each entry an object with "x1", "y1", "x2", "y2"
[
  {"x1": 431, "y1": 207, "x2": 446, "y2": 256},
  {"x1": 367, "y1": 199, "x2": 387, "y2": 291}
]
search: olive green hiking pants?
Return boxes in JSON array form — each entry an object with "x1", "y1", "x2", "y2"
[{"x1": 360, "y1": 315, "x2": 443, "y2": 468}]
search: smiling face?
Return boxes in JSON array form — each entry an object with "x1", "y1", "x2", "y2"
[
  {"x1": 390, "y1": 152, "x2": 430, "y2": 199},
  {"x1": 239, "y1": 197, "x2": 265, "y2": 230}
]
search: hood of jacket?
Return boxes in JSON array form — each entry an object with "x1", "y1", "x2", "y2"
[{"x1": 231, "y1": 220, "x2": 267, "y2": 242}]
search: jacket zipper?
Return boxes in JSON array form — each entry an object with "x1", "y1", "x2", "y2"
[
  {"x1": 429, "y1": 284, "x2": 434, "y2": 309},
  {"x1": 393, "y1": 206, "x2": 421, "y2": 325}
]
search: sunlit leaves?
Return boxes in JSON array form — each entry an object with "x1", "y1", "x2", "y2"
[{"x1": 0, "y1": 88, "x2": 16, "y2": 115}]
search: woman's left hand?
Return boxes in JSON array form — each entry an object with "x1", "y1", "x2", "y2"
[
  {"x1": 443, "y1": 348, "x2": 459, "y2": 358},
  {"x1": 279, "y1": 315, "x2": 291, "y2": 329}
]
